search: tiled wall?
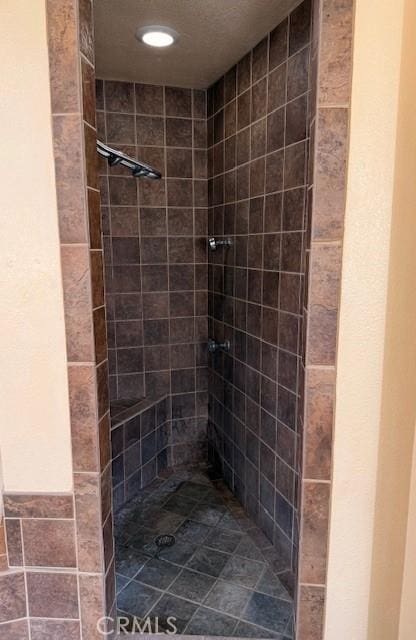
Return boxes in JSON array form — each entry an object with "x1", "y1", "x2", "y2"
[
  {"x1": 96, "y1": 80, "x2": 209, "y2": 465},
  {"x1": 96, "y1": 83, "x2": 208, "y2": 392},
  {"x1": 207, "y1": 0, "x2": 312, "y2": 584},
  {"x1": 296, "y1": 0, "x2": 354, "y2": 638},
  {"x1": 111, "y1": 396, "x2": 170, "y2": 510}
]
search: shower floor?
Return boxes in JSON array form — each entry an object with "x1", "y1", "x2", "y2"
[{"x1": 114, "y1": 465, "x2": 293, "y2": 638}]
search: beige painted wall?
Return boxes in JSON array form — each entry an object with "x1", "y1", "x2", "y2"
[
  {"x1": 325, "y1": 0, "x2": 416, "y2": 638},
  {"x1": 0, "y1": 0, "x2": 73, "y2": 493}
]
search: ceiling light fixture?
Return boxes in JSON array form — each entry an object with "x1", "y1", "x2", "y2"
[{"x1": 136, "y1": 26, "x2": 178, "y2": 48}]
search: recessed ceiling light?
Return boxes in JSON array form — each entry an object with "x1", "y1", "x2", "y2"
[{"x1": 136, "y1": 26, "x2": 178, "y2": 48}]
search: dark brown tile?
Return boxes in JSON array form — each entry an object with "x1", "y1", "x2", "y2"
[
  {"x1": 237, "y1": 90, "x2": 251, "y2": 130},
  {"x1": 136, "y1": 115, "x2": 164, "y2": 145},
  {"x1": 142, "y1": 265, "x2": 168, "y2": 292},
  {"x1": 287, "y1": 46, "x2": 310, "y2": 100},
  {"x1": 166, "y1": 147, "x2": 193, "y2": 177},
  {"x1": 139, "y1": 178, "x2": 166, "y2": 207},
  {"x1": 284, "y1": 141, "x2": 306, "y2": 188},
  {"x1": 78, "y1": 0, "x2": 94, "y2": 62},
  {"x1": 0, "y1": 571, "x2": 26, "y2": 623},
  {"x1": 268, "y1": 64, "x2": 286, "y2": 112},
  {"x1": 90, "y1": 251, "x2": 104, "y2": 308},
  {"x1": 193, "y1": 89, "x2": 207, "y2": 119},
  {"x1": 313, "y1": 108, "x2": 349, "y2": 240},
  {"x1": 289, "y1": 0, "x2": 311, "y2": 55},
  {"x1": 46, "y1": 0, "x2": 79, "y2": 113},
  {"x1": 143, "y1": 292, "x2": 169, "y2": 319},
  {"x1": 88, "y1": 189, "x2": 102, "y2": 249},
  {"x1": 84, "y1": 122, "x2": 98, "y2": 189},
  {"x1": 297, "y1": 585, "x2": 325, "y2": 640},
  {"x1": 299, "y1": 481, "x2": 330, "y2": 583},
  {"x1": 93, "y1": 306, "x2": 107, "y2": 364},
  {"x1": 167, "y1": 179, "x2": 193, "y2": 207},
  {"x1": 308, "y1": 243, "x2": 341, "y2": 365},
  {"x1": 109, "y1": 176, "x2": 137, "y2": 205},
  {"x1": 68, "y1": 364, "x2": 99, "y2": 472},
  {"x1": 165, "y1": 87, "x2": 192, "y2": 117},
  {"x1": 166, "y1": 118, "x2": 192, "y2": 147},
  {"x1": 3, "y1": 494, "x2": 73, "y2": 519},
  {"x1": 106, "y1": 112, "x2": 135, "y2": 144},
  {"x1": 4, "y1": 519, "x2": 22, "y2": 566},
  {"x1": 104, "y1": 80, "x2": 134, "y2": 112},
  {"x1": 251, "y1": 119, "x2": 266, "y2": 159},
  {"x1": 0, "y1": 619, "x2": 29, "y2": 640},
  {"x1": 135, "y1": 83, "x2": 164, "y2": 115},
  {"x1": 238, "y1": 52, "x2": 252, "y2": 94},
  {"x1": 304, "y1": 367, "x2": 335, "y2": 480},
  {"x1": 79, "y1": 572, "x2": 106, "y2": 640},
  {"x1": 265, "y1": 149, "x2": 284, "y2": 194},
  {"x1": 27, "y1": 571, "x2": 79, "y2": 618},
  {"x1": 99, "y1": 413, "x2": 111, "y2": 472},
  {"x1": 252, "y1": 36, "x2": 268, "y2": 83},
  {"x1": 267, "y1": 107, "x2": 285, "y2": 153},
  {"x1": 30, "y1": 619, "x2": 80, "y2": 640},
  {"x1": 74, "y1": 473, "x2": 103, "y2": 573},
  {"x1": 61, "y1": 245, "x2": 94, "y2": 362},
  {"x1": 22, "y1": 519, "x2": 76, "y2": 567},
  {"x1": 269, "y1": 19, "x2": 288, "y2": 70},
  {"x1": 81, "y1": 58, "x2": 96, "y2": 127},
  {"x1": 286, "y1": 94, "x2": 308, "y2": 145},
  {"x1": 96, "y1": 360, "x2": 109, "y2": 419},
  {"x1": 250, "y1": 157, "x2": 265, "y2": 197},
  {"x1": 52, "y1": 115, "x2": 86, "y2": 243}
]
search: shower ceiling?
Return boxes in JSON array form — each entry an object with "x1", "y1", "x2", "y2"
[{"x1": 93, "y1": 0, "x2": 302, "y2": 89}]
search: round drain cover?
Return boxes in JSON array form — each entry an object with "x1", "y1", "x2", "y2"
[{"x1": 155, "y1": 534, "x2": 175, "y2": 548}]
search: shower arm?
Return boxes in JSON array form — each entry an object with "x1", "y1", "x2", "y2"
[{"x1": 96, "y1": 140, "x2": 161, "y2": 179}]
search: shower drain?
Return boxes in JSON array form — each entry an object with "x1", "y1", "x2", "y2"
[{"x1": 154, "y1": 534, "x2": 176, "y2": 549}]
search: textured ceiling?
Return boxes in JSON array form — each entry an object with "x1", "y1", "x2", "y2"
[{"x1": 94, "y1": 0, "x2": 301, "y2": 89}]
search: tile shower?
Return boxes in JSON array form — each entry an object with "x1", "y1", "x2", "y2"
[
  {"x1": 0, "y1": 0, "x2": 354, "y2": 638},
  {"x1": 94, "y1": 0, "x2": 313, "y2": 634}
]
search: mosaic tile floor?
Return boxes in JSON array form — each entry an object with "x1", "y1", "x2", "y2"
[{"x1": 115, "y1": 466, "x2": 293, "y2": 638}]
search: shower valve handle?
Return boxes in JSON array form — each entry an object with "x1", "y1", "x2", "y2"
[
  {"x1": 208, "y1": 338, "x2": 231, "y2": 353},
  {"x1": 208, "y1": 237, "x2": 233, "y2": 251}
]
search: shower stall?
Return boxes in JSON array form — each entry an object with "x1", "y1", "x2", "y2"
[{"x1": 95, "y1": 1, "x2": 312, "y2": 634}]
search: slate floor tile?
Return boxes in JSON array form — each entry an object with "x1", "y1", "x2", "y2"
[
  {"x1": 221, "y1": 555, "x2": 265, "y2": 588},
  {"x1": 204, "y1": 579, "x2": 251, "y2": 616},
  {"x1": 205, "y1": 527, "x2": 242, "y2": 553},
  {"x1": 176, "y1": 481, "x2": 211, "y2": 501},
  {"x1": 191, "y1": 502, "x2": 227, "y2": 526},
  {"x1": 164, "y1": 494, "x2": 198, "y2": 516},
  {"x1": 174, "y1": 518, "x2": 212, "y2": 543},
  {"x1": 185, "y1": 606, "x2": 238, "y2": 636},
  {"x1": 233, "y1": 620, "x2": 284, "y2": 638},
  {"x1": 186, "y1": 546, "x2": 230, "y2": 577},
  {"x1": 115, "y1": 545, "x2": 150, "y2": 579},
  {"x1": 135, "y1": 557, "x2": 181, "y2": 590},
  {"x1": 169, "y1": 567, "x2": 215, "y2": 602},
  {"x1": 242, "y1": 592, "x2": 292, "y2": 633},
  {"x1": 235, "y1": 535, "x2": 265, "y2": 561},
  {"x1": 257, "y1": 568, "x2": 291, "y2": 600},
  {"x1": 148, "y1": 593, "x2": 198, "y2": 633},
  {"x1": 157, "y1": 539, "x2": 197, "y2": 565},
  {"x1": 117, "y1": 579, "x2": 160, "y2": 618}
]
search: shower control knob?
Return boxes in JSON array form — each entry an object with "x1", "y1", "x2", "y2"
[
  {"x1": 208, "y1": 237, "x2": 233, "y2": 251},
  {"x1": 208, "y1": 338, "x2": 231, "y2": 353}
]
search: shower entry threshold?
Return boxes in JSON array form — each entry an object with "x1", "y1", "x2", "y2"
[{"x1": 114, "y1": 465, "x2": 293, "y2": 639}]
